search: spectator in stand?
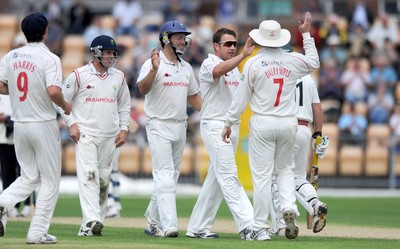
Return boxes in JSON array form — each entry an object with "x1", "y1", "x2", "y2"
[
  {"x1": 347, "y1": 0, "x2": 374, "y2": 32},
  {"x1": 341, "y1": 56, "x2": 372, "y2": 103},
  {"x1": 369, "y1": 53, "x2": 398, "y2": 93},
  {"x1": 319, "y1": 58, "x2": 344, "y2": 103},
  {"x1": 348, "y1": 24, "x2": 371, "y2": 59},
  {"x1": 367, "y1": 84, "x2": 394, "y2": 124},
  {"x1": 83, "y1": 15, "x2": 115, "y2": 48},
  {"x1": 338, "y1": 102, "x2": 368, "y2": 146},
  {"x1": 319, "y1": 35, "x2": 347, "y2": 69},
  {"x1": 319, "y1": 14, "x2": 348, "y2": 47},
  {"x1": 67, "y1": 0, "x2": 92, "y2": 34},
  {"x1": 367, "y1": 13, "x2": 398, "y2": 52},
  {"x1": 45, "y1": 17, "x2": 65, "y2": 57},
  {"x1": 112, "y1": 0, "x2": 143, "y2": 39}
]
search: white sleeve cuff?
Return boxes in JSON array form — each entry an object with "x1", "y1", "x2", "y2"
[
  {"x1": 225, "y1": 120, "x2": 233, "y2": 128},
  {"x1": 302, "y1": 32, "x2": 311, "y2": 39}
]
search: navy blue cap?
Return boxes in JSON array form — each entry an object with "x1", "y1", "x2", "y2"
[{"x1": 21, "y1": 13, "x2": 48, "y2": 35}]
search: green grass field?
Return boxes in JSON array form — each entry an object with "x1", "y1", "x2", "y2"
[{"x1": 1, "y1": 195, "x2": 400, "y2": 249}]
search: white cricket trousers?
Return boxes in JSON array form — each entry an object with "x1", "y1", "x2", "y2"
[
  {"x1": 294, "y1": 125, "x2": 318, "y2": 214},
  {"x1": 249, "y1": 115, "x2": 299, "y2": 231},
  {"x1": 75, "y1": 134, "x2": 115, "y2": 226},
  {"x1": 0, "y1": 120, "x2": 61, "y2": 241},
  {"x1": 187, "y1": 120, "x2": 253, "y2": 234},
  {"x1": 144, "y1": 118, "x2": 186, "y2": 232}
]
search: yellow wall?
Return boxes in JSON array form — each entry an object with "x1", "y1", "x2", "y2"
[{"x1": 236, "y1": 46, "x2": 261, "y2": 190}]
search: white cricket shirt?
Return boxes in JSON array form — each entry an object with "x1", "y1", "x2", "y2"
[
  {"x1": 61, "y1": 62, "x2": 131, "y2": 137},
  {"x1": 199, "y1": 54, "x2": 240, "y2": 120},
  {"x1": 0, "y1": 42, "x2": 62, "y2": 122},
  {"x1": 137, "y1": 50, "x2": 199, "y2": 121},
  {"x1": 226, "y1": 33, "x2": 320, "y2": 125},
  {"x1": 295, "y1": 74, "x2": 320, "y2": 123}
]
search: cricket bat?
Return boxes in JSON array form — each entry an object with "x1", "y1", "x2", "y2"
[{"x1": 307, "y1": 135, "x2": 322, "y2": 229}]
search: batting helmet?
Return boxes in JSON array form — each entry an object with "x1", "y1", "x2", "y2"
[
  {"x1": 90, "y1": 35, "x2": 118, "y2": 57},
  {"x1": 159, "y1": 20, "x2": 191, "y2": 45}
]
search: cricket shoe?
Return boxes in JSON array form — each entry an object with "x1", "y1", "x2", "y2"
[
  {"x1": 186, "y1": 231, "x2": 219, "y2": 239},
  {"x1": 239, "y1": 227, "x2": 252, "y2": 240},
  {"x1": 283, "y1": 210, "x2": 299, "y2": 239},
  {"x1": 164, "y1": 227, "x2": 179, "y2": 238},
  {"x1": 8, "y1": 208, "x2": 19, "y2": 218},
  {"x1": 275, "y1": 227, "x2": 286, "y2": 236},
  {"x1": 0, "y1": 205, "x2": 7, "y2": 237},
  {"x1": 106, "y1": 205, "x2": 120, "y2": 218},
  {"x1": 312, "y1": 200, "x2": 328, "y2": 233},
  {"x1": 245, "y1": 228, "x2": 271, "y2": 241},
  {"x1": 26, "y1": 234, "x2": 57, "y2": 244},
  {"x1": 144, "y1": 223, "x2": 164, "y2": 237},
  {"x1": 20, "y1": 206, "x2": 31, "y2": 217},
  {"x1": 78, "y1": 220, "x2": 104, "y2": 236}
]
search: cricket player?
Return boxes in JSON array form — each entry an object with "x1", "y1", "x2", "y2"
[
  {"x1": 222, "y1": 12, "x2": 320, "y2": 240},
  {"x1": 137, "y1": 20, "x2": 201, "y2": 237},
  {"x1": 186, "y1": 28, "x2": 260, "y2": 240},
  {"x1": 0, "y1": 13, "x2": 71, "y2": 244},
  {"x1": 271, "y1": 73, "x2": 329, "y2": 236},
  {"x1": 60, "y1": 35, "x2": 131, "y2": 236}
]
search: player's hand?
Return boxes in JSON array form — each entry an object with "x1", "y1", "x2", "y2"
[
  {"x1": 63, "y1": 101, "x2": 72, "y2": 115},
  {"x1": 115, "y1": 130, "x2": 128, "y2": 148},
  {"x1": 221, "y1": 126, "x2": 231, "y2": 144},
  {"x1": 298, "y1": 12, "x2": 312, "y2": 34},
  {"x1": 69, "y1": 124, "x2": 80, "y2": 143},
  {"x1": 242, "y1": 37, "x2": 255, "y2": 57},
  {"x1": 313, "y1": 136, "x2": 329, "y2": 159},
  {"x1": 150, "y1": 49, "x2": 160, "y2": 70},
  {"x1": 0, "y1": 112, "x2": 7, "y2": 122}
]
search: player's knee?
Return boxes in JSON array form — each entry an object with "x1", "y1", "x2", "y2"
[{"x1": 158, "y1": 179, "x2": 176, "y2": 193}]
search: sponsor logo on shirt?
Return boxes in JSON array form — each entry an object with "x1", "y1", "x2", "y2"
[
  {"x1": 261, "y1": 60, "x2": 268, "y2": 67},
  {"x1": 225, "y1": 81, "x2": 239, "y2": 86},
  {"x1": 85, "y1": 97, "x2": 116, "y2": 103},
  {"x1": 87, "y1": 85, "x2": 95, "y2": 89},
  {"x1": 12, "y1": 53, "x2": 33, "y2": 59},
  {"x1": 163, "y1": 82, "x2": 189, "y2": 87},
  {"x1": 240, "y1": 74, "x2": 245, "y2": 80}
]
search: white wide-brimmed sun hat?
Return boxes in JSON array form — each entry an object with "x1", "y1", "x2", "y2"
[{"x1": 249, "y1": 20, "x2": 291, "y2": 47}]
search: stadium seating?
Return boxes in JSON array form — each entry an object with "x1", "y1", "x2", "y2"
[
  {"x1": 0, "y1": 14, "x2": 18, "y2": 57},
  {"x1": 364, "y1": 143, "x2": 389, "y2": 176},
  {"x1": 339, "y1": 145, "x2": 364, "y2": 176}
]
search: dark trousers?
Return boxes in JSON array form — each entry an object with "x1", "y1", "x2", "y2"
[{"x1": 0, "y1": 143, "x2": 30, "y2": 207}]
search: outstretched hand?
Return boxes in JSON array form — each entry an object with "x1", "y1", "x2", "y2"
[
  {"x1": 298, "y1": 12, "x2": 312, "y2": 34},
  {"x1": 150, "y1": 49, "x2": 160, "y2": 70}
]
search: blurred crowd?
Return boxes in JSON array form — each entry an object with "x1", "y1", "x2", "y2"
[{"x1": 4, "y1": 0, "x2": 400, "y2": 176}]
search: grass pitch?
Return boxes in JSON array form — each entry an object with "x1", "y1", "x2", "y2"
[{"x1": 1, "y1": 195, "x2": 399, "y2": 249}]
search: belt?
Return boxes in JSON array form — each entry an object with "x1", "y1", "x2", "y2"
[{"x1": 298, "y1": 119, "x2": 309, "y2": 126}]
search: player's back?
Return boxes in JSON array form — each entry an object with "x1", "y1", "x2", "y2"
[
  {"x1": 0, "y1": 43, "x2": 62, "y2": 122},
  {"x1": 244, "y1": 48, "x2": 313, "y2": 117}
]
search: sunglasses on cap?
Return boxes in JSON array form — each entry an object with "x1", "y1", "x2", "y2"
[{"x1": 218, "y1": 40, "x2": 237, "y2": 48}]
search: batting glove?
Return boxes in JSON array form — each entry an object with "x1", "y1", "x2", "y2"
[{"x1": 315, "y1": 136, "x2": 329, "y2": 159}]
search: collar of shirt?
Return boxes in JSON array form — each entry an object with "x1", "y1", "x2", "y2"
[
  {"x1": 208, "y1": 53, "x2": 223, "y2": 63},
  {"x1": 88, "y1": 61, "x2": 115, "y2": 75},
  {"x1": 26, "y1": 42, "x2": 49, "y2": 50},
  {"x1": 159, "y1": 50, "x2": 183, "y2": 66}
]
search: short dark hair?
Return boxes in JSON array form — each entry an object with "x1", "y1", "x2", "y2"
[
  {"x1": 213, "y1": 28, "x2": 236, "y2": 44},
  {"x1": 21, "y1": 13, "x2": 48, "y2": 43}
]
